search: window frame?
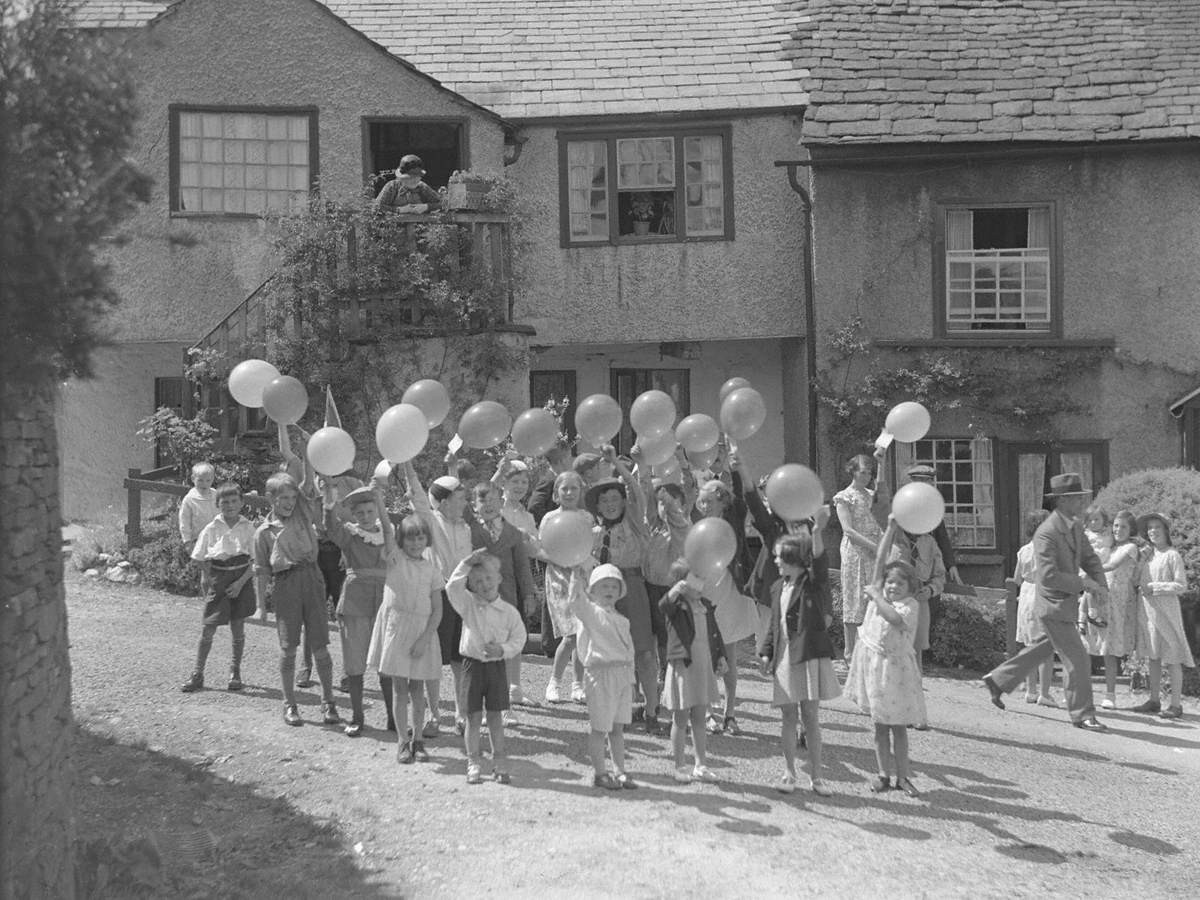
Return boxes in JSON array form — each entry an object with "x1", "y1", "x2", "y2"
[
  {"x1": 168, "y1": 104, "x2": 319, "y2": 218},
  {"x1": 896, "y1": 435, "x2": 997, "y2": 551},
  {"x1": 932, "y1": 199, "x2": 1062, "y2": 339},
  {"x1": 557, "y1": 124, "x2": 735, "y2": 247},
  {"x1": 608, "y1": 367, "x2": 691, "y2": 454},
  {"x1": 359, "y1": 115, "x2": 470, "y2": 193}
]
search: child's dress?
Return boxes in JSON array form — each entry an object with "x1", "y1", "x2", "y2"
[
  {"x1": 366, "y1": 552, "x2": 446, "y2": 681},
  {"x1": 843, "y1": 588, "x2": 927, "y2": 725},
  {"x1": 833, "y1": 484, "x2": 881, "y2": 626},
  {"x1": 1137, "y1": 547, "x2": 1196, "y2": 666},
  {"x1": 1013, "y1": 540, "x2": 1043, "y2": 645},
  {"x1": 1089, "y1": 541, "x2": 1139, "y2": 657},
  {"x1": 661, "y1": 591, "x2": 722, "y2": 711}
]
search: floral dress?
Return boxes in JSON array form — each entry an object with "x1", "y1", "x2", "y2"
[
  {"x1": 1086, "y1": 541, "x2": 1139, "y2": 657},
  {"x1": 1137, "y1": 547, "x2": 1196, "y2": 666},
  {"x1": 834, "y1": 485, "x2": 881, "y2": 626},
  {"x1": 843, "y1": 588, "x2": 927, "y2": 726}
]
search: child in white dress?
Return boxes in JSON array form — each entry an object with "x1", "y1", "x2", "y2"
[
  {"x1": 366, "y1": 515, "x2": 444, "y2": 764},
  {"x1": 542, "y1": 471, "x2": 592, "y2": 703},
  {"x1": 844, "y1": 517, "x2": 927, "y2": 797},
  {"x1": 1131, "y1": 513, "x2": 1195, "y2": 720},
  {"x1": 1013, "y1": 510, "x2": 1056, "y2": 706}
]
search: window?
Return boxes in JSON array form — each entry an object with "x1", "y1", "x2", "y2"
[
  {"x1": 364, "y1": 118, "x2": 465, "y2": 196},
  {"x1": 171, "y1": 106, "x2": 317, "y2": 215},
  {"x1": 560, "y1": 128, "x2": 732, "y2": 245},
  {"x1": 941, "y1": 204, "x2": 1054, "y2": 334},
  {"x1": 609, "y1": 368, "x2": 690, "y2": 453},
  {"x1": 897, "y1": 437, "x2": 995, "y2": 548}
]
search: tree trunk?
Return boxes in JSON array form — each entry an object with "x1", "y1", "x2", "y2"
[{"x1": 0, "y1": 379, "x2": 75, "y2": 898}]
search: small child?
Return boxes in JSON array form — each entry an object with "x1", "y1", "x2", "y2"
[
  {"x1": 542, "y1": 470, "x2": 591, "y2": 704},
  {"x1": 182, "y1": 482, "x2": 256, "y2": 692},
  {"x1": 446, "y1": 549, "x2": 528, "y2": 784},
  {"x1": 844, "y1": 517, "x2": 927, "y2": 797},
  {"x1": 568, "y1": 564, "x2": 639, "y2": 790},
  {"x1": 757, "y1": 513, "x2": 839, "y2": 797},
  {"x1": 178, "y1": 462, "x2": 218, "y2": 545},
  {"x1": 366, "y1": 515, "x2": 444, "y2": 762},
  {"x1": 1013, "y1": 509, "x2": 1056, "y2": 706},
  {"x1": 660, "y1": 559, "x2": 727, "y2": 784},
  {"x1": 324, "y1": 482, "x2": 393, "y2": 737}
]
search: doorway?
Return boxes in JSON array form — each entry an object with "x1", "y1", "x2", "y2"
[{"x1": 363, "y1": 119, "x2": 466, "y2": 197}]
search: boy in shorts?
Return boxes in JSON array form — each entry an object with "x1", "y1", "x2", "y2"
[{"x1": 446, "y1": 549, "x2": 527, "y2": 784}]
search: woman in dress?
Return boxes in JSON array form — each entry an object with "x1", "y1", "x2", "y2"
[
  {"x1": 1091, "y1": 510, "x2": 1141, "y2": 709},
  {"x1": 1131, "y1": 513, "x2": 1195, "y2": 719},
  {"x1": 833, "y1": 447, "x2": 887, "y2": 660}
]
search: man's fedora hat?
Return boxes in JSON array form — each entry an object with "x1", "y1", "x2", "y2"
[{"x1": 1044, "y1": 473, "x2": 1092, "y2": 499}]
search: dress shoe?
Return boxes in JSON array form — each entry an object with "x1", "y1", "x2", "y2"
[
  {"x1": 1072, "y1": 717, "x2": 1108, "y2": 732},
  {"x1": 1130, "y1": 699, "x2": 1161, "y2": 714},
  {"x1": 982, "y1": 676, "x2": 1006, "y2": 710}
]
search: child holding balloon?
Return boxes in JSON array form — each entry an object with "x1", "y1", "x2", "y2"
[
  {"x1": 541, "y1": 470, "x2": 592, "y2": 704},
  {"x1": 844, "y1": 517, "x2": 926, "y2": 797}
]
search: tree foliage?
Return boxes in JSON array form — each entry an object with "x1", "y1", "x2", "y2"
[{"x1": 0, "y1": 0, "x2": 150, "y2": 384}]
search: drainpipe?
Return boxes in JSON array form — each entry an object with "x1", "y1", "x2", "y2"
[{"x1": 777, "y1": 161, "x2": 820, "y2": 468}]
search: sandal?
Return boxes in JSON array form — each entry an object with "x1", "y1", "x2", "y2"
[
  {"x1": 344, "y1": 721, "x2": 363, "y2": 738},
  {"x1": 810, "y1": 779, "x2": 833, "y2": 797},
  {"x1": 868, "y1": 775, "x2": 891, "y2": 793},
  {"x1": 593, "y1": 773, "x2": 622, "y2": 791},
  {"x1": 493, "y1": 770, "x2": 512, "y2": 785},
  {"x1": 466, "y1": 764, "x2": 482, "y2": 784},
  {"x1": 705, "y1": 714, "x2": 724, "y2": 735},
  {"x1": 412, "y1": 740, "x2": 430, "y2": 762},
  {"x1": 397, "y1": 741, "x2": 415, "y2": 765},
  {"x1": 896, "y1": 777, "x2": 920, "y2": 798},
  {"x1": 615, "y1": 772, "x2": 638, "y2": 790},
  {"x1": 776, "y1": 773, "x2": 797, "y2": 795},
  {"x1": 722, "y1": 716, "x2": 742, "y2": 736}
]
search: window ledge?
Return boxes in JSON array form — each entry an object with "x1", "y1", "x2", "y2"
[
  {"x1": 956, "y1": 553, "x2": 1005, "y2": 565},
  {"x1": 874, "y1": 337, "x2": 1115, "y2": 350}
]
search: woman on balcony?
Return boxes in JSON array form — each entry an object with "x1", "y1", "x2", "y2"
[{"x1": 374, "y1": 154, "x2": 442, "y2": 213}]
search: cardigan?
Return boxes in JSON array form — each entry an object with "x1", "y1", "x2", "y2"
[{"x1": 660, "y1": 588, "x2": 726, "y2": 671}]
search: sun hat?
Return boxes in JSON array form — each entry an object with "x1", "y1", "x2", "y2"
[
  {"x1": 1043, "y1": 473, "x2": 1092, "y2": 499},
  {"x1": 397, "y1": 154, "x2": 425, "y2": 175},
  {"x1": 1136, "y1": 511, "x2": 1172, "y2": 542},
  {"x1": 342, "y1": 486, "x2": 378, "y2": 507},
  {"x1": 588, "y1": 563, "x2": 627, "y2": 597},
  {"x1": 572, "y1": 452, "x2": 603, "y2": 476},
  {"x1": 585, "y1": 477, "x2": 626, "y2": 515},
  {"x1": 429, "y1": 475, "x2": 462, "y2": 503}
]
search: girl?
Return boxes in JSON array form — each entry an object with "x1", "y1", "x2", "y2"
[
  {"x1": 366, "y1": 515, "x2": 444, "y2": 763},
  {"x1": 1013, "y1": 509, "x2": 1056, "y2": 706},
  {"x1": 493, "y1": 456, "x2": 540, "y2": 547},
  {"x1": 844, "y1": 516, "x2": 926, "y2": 797},
  {"x1": 1131, "y1": 513, "x2": 1195, "y2": 719},
  {"x1": 182, "y1": 482, "x2": 256, "y2": 693},
  {"x1": 587, "y1": 449, "x2": 660, "y2": 731},
  {"x1": 693, "y1": 477, "x2": 758, "y2": 736},
  {"x1": 542, "y1": 470, "x2": 591, "y2": 704},
  {"x1": 323, "y1": 481, "x2": 393, "y2": 737},
  {"x1": 1083, "y1": 508, "x2": 1140, "y2": 709},
  {"x1": 660, "y1": 558, "x2": 727, "y2": 783},
  {"x1": 833, "y1": 448, "x2": 887, "y2": 660},
  {"x1": 757, "y1": 512, "x2": 839, "y2": 797},
  {"x1": 642, "y1": 477, "x2": 691, "y2": 732}
]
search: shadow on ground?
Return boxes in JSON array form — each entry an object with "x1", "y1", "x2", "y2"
[{"x1": 74, "y1": 726, "x2": 399, "y2": 899}]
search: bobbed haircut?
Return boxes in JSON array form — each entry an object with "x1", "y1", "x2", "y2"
[
  {"x1": 397, "y1": 514, "x2": 431, "y2": 542},
  {"x1": 882, "y1": 559, "x2": 920, "y2": 595}
]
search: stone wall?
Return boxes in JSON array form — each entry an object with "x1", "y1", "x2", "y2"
[{"x1": 0, "y1": 382, "x2": 75, "y2": 898}]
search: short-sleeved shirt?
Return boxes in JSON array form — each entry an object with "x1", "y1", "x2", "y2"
[{"x1": 191, "y1": 516, "x2": 257, "y2": 562}]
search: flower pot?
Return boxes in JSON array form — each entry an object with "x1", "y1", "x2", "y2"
[
  {"x1": 446, "y1": 181, "x2": 490, "y2": 211},
  {"x1": 633, "y1": 221, "x2": 651, "y2": 236}
]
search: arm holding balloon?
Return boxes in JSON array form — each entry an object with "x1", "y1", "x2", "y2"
[{"x1": 867, "y1": 517, "x2": 906, "y2": 628}]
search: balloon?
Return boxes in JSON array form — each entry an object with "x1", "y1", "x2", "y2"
[
  {"x1": 686, "y1": 445, "x2": 720, "y2": 469},
  {"x1": 629, "y1": 390, "x2": 677, "y2": 440},
  {"x1": 261, "y1": 375, "x2": 308, "y2": 425},
  {"x1": 892, "y1": 481, "x2": 946, "y2": 534},
  {"x1": 675, "y1": 413, "x2": 720, "y2": 453},
  {"x1": 764, "y1": 464, "x2": 824, "y2": 521},
  {"x1": 538, "y1": 508, "x2": 595, "y2": 567},
  {"x1": 719, "y1": 377, "x2": 751, "y2": 403},
  {"x1": 374, "y1": 459, "x2": 394, "y2": 482},
  {"x1": 306, "y1": 426, "x2": 355, "y2": 476},
  {"x1": 684, "y1": 517, "x2": 737, "y2": 580},
  {"x1": 633, "y1": 431, "x2": 676, "y2": 466},
  {"x1": 458, "y1": 400, "x2": 512, "y2": 450},
  {"x1": 652, "y1": 456, "x2": 681, "y2": 480},
  {"x1": 575, "y1": 394, "x2": 622, "y2": 446},
  {"x1": 402, "y1": 379, "x2": 451, "y2": 428},
  {"x1": 511, "y1": 408, "x2": 560, "y2": 457},
  {"x1": 375, "y1": 403, "x2": 429, "y2": 464},
  {"x1": 720, "y1": 387, "x2": 767, "y2": 440},
  {"x1": 885, "y1": 401, "x2": 931, "y2": 443},
  {"x1": 228, "y1": 359, "x2": 280, "y2": 408}
]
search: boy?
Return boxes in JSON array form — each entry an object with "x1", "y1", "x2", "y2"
[
  {"x1": 253, "y1": 427, "x2": 339, "y2": 727},
  {"x1": 179, "y1": 462, "x2": 218, "y2": 545},
  {"x1": 182, "y1": 482, "x2": 256, "y2": 693},
  {"x1": 570, "y1": 564, "x2": 638, "y2": 790},
  {"x1": 468, "y1": 482, "x2": 535, "y2": 712},
  {"x1": 446, "y1": 549, "x2": 527, "y2": 784}
]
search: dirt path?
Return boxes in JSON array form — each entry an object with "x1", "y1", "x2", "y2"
[{"x1": 68, "y1": 572, "x2": 1198, "y2": 898}]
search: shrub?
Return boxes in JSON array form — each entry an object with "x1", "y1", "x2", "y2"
[
  {"x1": 127, "y1": 530, "x2": 201, "y2": 595},
  {"x1": 929, "y1": 595, "x2": 1007, "y2": 672},
  {"x1": 71, "y1": 519, "x2": 129, "y2": 571}
]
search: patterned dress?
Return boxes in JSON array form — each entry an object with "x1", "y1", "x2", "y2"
[
  {"x1": 834, "y1": 485, "x2": 881, "y2": 626},
  {"x1": 1137, "y1": 547, "x2": 1196, "y2": 666},
  {"x1": 1086, "y1": 541, "x2": 1139, "y2": 657},
  {"x1": 366, "y1": 552, "x2": 446, "y2": 681},
  {"x1": 843, "y1": 588, "x2": 927, "y2": 726}
]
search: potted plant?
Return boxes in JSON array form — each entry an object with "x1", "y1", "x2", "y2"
[
  {"x1": 445, "y1": 170, "x2": 494, "y2": 210},
  {"x1": 630, "y1": 193, "x2": 655, "y2": 235}
]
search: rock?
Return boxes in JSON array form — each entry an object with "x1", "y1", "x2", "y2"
[
  {"x1": 84, "y1": 568, "x2": 99, "y2": 578},
  {"x1": 104, "y1": 566, "x2": 126, "y2": 583},
  {"x1": 127, "y1": 572, "x2": 142, "y2": 585},
  {"x1": 97, "y1": 553, "x2": 111, "y2": 565},
  {"x1": 118, "y1": 560, "x2": 133, "y2": 569}
]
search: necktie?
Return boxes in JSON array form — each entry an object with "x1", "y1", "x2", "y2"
[{"x1": 599, "y1": 527, "x2": 612, "y2": 565}]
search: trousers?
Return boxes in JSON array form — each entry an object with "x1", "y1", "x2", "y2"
[{"x1": 987, "y1": 616, "x2": 1095, "y2": 722}]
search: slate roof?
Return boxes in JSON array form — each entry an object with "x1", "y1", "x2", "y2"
[
  {"x1": 786, "y1": 0, "x2": 1200, "y2": 145},
  {"x1": 72, "y1": 0, "x2": 168, "y2": 27},
  {"x1": 73, "y1": 1, "x2": 810, "y2": 119}
]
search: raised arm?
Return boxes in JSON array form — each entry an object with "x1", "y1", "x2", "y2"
[{"x1": 872, "y1": 516, "x2": 900, "y2": 589}]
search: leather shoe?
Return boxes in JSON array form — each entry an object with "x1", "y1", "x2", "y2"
[
  {"x1": 982, "y1": 676, "x2": 1006, "y2": 710},
  {"x1": 1072, "y1": 717, "x2": 1108, "y2": 732}
]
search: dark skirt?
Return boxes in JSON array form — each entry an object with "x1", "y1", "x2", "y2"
[{"x1": 203, "y1": 556, "x2": 255, "y2": 626}]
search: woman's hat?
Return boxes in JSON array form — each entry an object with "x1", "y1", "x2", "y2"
[
  {"x1": 588, "y1": 563, "x2": 627, "y2": 597},
  {"x1": 585, "y1": 477, "x2": 626, "y2": 514},
  {"x1": 1044, "y1": 473, "x2": 1092, "y2": 499},
  {"x1": 342, "y1": 486, "x2": 378, "y2": 507},
  {"x1": 1136, "y1": 511, "x2": 1172, "y2": 539},
  {"x1": 502, "y1": 459, "x2": 529, "y2": 475},
  {"x1": 397, "y1": 154, "x2": 425, "y2": 175},
  {"x1": 572, "y1": 452, "x2": 603, "y2": 476}
]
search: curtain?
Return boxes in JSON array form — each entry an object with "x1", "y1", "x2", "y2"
[
  {"x1": 1018, "y1": 454, "x2": 1048, "y2": 530},
  {"x1": 947, "y1": 209, "x2": 973, "y2": 251},
  {"x1": 1027, "y1": 207, "x2": 1050, "y2": 249}
]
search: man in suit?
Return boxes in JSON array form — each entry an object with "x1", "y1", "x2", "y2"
[{"x1": 982, "y1": 474, "x2": 1109, "y2": 731}]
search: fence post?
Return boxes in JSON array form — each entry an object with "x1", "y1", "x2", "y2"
[
  {"x1": 1004, "y1": 578, "x2": 1019, "y2": 657},
  {"x1": 126, "y1": 468, "x2": 142, "y2": 549}
]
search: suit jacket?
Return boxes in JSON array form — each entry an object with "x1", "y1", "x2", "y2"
[
  {"x1": 1033, "y1": 508, "x2": 1105, "y2": 623},
  {"x1": 526, "y1": 471, "x2": 559, "y2": 525},
  {"x1": 469, "y1": 517, "x2": 535, "y2": 617}
]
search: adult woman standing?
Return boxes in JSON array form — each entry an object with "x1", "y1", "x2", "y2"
[{"x1": 833, "y1": 447, "x2": 887, "y2": 660}]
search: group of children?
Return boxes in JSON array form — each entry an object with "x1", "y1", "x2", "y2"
[{"x1": 176, "y1": 428, "x2": 935, "y2": 797}]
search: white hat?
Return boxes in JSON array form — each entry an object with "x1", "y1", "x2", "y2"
[{"x1": 588, "y1": 563, "x2": 626, "y2": 597}]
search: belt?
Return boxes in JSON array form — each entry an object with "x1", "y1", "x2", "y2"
[
  {"x1": 210, "y1": 555, "x2": 250, "y2": 572},
  {"x1": 346, "y1": 567, "x2": 387, "y2": 579}
]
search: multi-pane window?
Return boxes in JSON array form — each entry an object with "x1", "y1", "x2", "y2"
[
  {"x1": 172, "y1": 108, "x2": 316, "y2": 215},
  {"x1": 945, "y1": 206, "x2": 1052, "y2": 333},
  {"x1": 561, "y1": 129, "x2": 731, "y2": 244},
  {"x1": 897, "y1": 437, "x2": 995, "y2": 548}
]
